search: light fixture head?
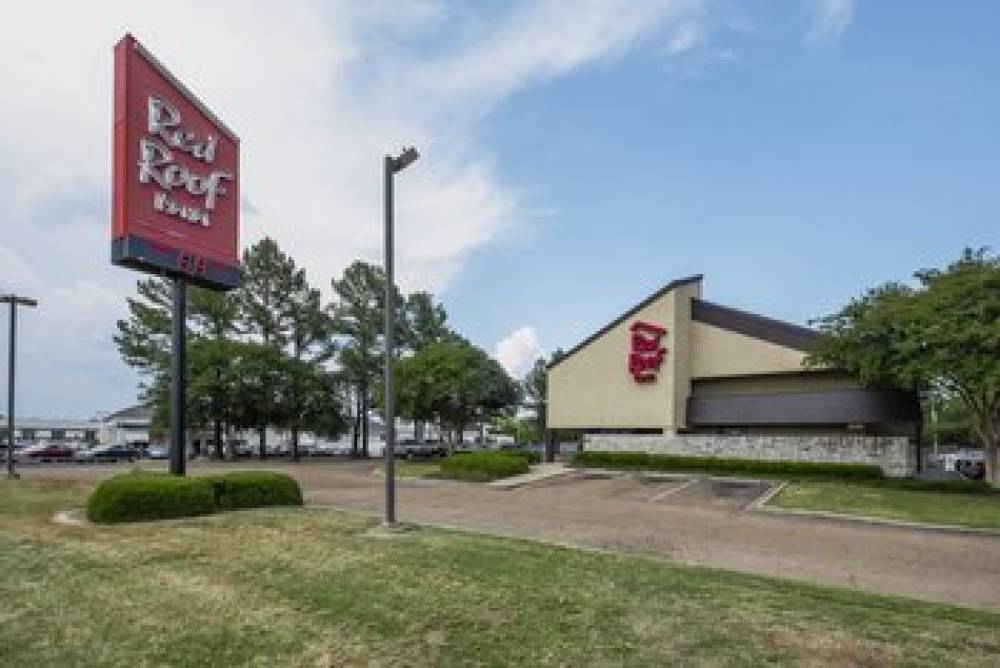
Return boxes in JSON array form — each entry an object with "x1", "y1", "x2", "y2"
[
  {"x1": 0, "y1": 294, "x2": 37, "y2": 308},
  {"x1": 391, "y1": 146, "x2": 420, "y2": 173}
]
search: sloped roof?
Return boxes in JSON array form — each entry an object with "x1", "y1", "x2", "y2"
[
  {"x1": 103, "y1": 404, "x2": 152, "y2": 422},
  {"x1": 691, "y1": 299, "x2": 819, "y2": 352},
  {"x1": 549, "y1": 275, "x2": 823, "y2": 371},
  {"x1": 548, "y1": 275, "x2": 703, "y2": 370}
]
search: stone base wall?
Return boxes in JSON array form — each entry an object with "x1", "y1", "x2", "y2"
[{"x1": 584, "y1": 433, "x2": 916, "y2": 477}]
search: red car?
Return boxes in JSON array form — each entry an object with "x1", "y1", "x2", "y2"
[{"x1": 19, "y1": 444, "x2": 75, "y2": 463}]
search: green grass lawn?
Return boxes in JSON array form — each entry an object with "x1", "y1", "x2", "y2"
[
  {"x1": 772, "y1": 481, "x2": 1000, "y2": 529},
  {"x1": 2, "y1": 479, "x2": 1000, "y2": 666}
]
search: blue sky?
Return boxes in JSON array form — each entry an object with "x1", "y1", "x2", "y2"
[
  {"x1": 455, "y1": 0, "x2": 999, "y2": 367},
  {"x1": 0, "y1": 1, "x2": 997, "y2": 417}
]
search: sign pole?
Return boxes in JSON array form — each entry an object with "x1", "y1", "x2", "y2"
[
  {"x1": 6, "y1": 301, "x2": 16, "y2": 480},
  {"x1": 169, "y1": 276, "x2": 187, "y2": 476}
]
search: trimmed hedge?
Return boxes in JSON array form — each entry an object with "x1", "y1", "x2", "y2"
[
  {"x1": 440, "y1": 451, "x2": 530, "y2": 481},
  {"x1": 572, "y1": 451, "x2": 884, "y2": 480},
  {"x1": 503, "y1": 449, "x2": 542, "y2": 465},
  {"x1": 86, "y1": 473, "x2": 215, "y2": 523},
  {"x1": 86, "y1": 471, "x2": 303, "y2": 524},
  {"x1": 203, "y1": 471, "x2": 303, "y2": 509}
]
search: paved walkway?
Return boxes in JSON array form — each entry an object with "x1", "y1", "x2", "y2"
[
  {"x1": 25, "y1": 460, "x2": 1000, "y2": 612},
  {"x1": 486, "y1": 462, "x2": 571, "y2": 488}
]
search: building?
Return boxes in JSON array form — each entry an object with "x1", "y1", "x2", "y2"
[
  {"x1": 98, "y1": 404, "x2": 153, "y2": 447},
  {"x1": 547, "y1": 275, "x2": 921, "y2": 476},
  {"x1": 0, "y1": 416, "x2": 100, "y2": 444}
]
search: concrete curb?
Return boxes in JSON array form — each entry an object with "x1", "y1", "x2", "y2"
[
  {"x1": 571, "y1": 467, "x2": 779, "y2": 486},
  {"x1": 751, "y1": 496, "x2": 1000, "y2": 538}
]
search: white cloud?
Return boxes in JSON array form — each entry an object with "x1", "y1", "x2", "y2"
[
  {"x1": 494, "y1": 326, "x2": 542, "y2": 377},
  {"x1": 806, "y1": 0, "x2": 855, "y2": 44},
  {"x1": 0, "y1": 1, "x2": 709, "y2": 416}
]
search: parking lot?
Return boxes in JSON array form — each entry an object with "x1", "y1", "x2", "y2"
[{"x1": 20, "y1": 459, "x2": 1000, "y2": 612}]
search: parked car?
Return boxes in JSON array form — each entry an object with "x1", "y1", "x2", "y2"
[
  {"x1": 147, "y1": 445, "x2": 169, "y2": 460},
  {"x1": 19, "y1": 443, "x2": 75, "y2": 463},
  {"x1": 395, "y1": 439, "x2": 447, "y2": 459},
  {"x1": 230, "y1": 442, "x2": 254, "y2": 458},
  {"x1": 75, "y1": 445, "x2": 139, "y2": 463},
  {"x1": 311, "y1": 442, "x2": 352, "y2": 457}
]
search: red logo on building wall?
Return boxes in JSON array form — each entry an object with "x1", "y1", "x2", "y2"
[
  {"x1": 112, "y1": 34, "x2": 240, "y2": 291},
  {"x1": 629, "y1": 321, "x2": 667, "y2": 383}
]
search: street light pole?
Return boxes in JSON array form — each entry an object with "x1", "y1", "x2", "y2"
[
  {"x1": 383, "y1": 147, "x2": 419, "y2": 527},
  {"x1": 2, "y1": 294, "x2": 37, "y2": 480}
]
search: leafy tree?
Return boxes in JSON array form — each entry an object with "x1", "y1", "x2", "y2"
[
  {"x1": 395, "y1": 338, "x2": 520, "y2": 454},
  {"x1": 188, "y1": 288, "x2": 240, "y2": 457},
  {"x1": 224, "y1": 342, "x2": 293, "y2": 443},
  {"x1": 116, "y1": 278, "x2": 240, "y2": 456},
  {"x1": 238, "y1": 238, "x2": 300, "y2": 457},
  {"x1": 285, "y1": 270, "x2": 336, "y2": 460},
  {"x1": 924, "y1": 393, "x2": 978, "y2": 449},
  {"x1": 493, "y1": 415, "x2": 542, "y2": 445},
  {"x1": 808, "y1": 249, "x2": 1000, "y2": 482},
  {"x1": 331, "y1": 261, "x2": 406, "y2": 457},
  {"x1": 523, "y1": 356, "x2": 548, "y2": 433},
  {"x1": 402, "y1": 290, "x2": 451, "y2": 441},
  {"x1": 115, "y1": 278, "x2": 172, "y2": 388},
  {"x1": 404, "y1": 291, "x2": 450, "y2": 349}
]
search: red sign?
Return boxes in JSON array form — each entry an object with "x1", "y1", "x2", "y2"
[
  {"x1": 629, "y1": 321, "x2": 667, "y2": 382},
  {"x1": 112, "y1": 34, "x2": 240, "y2": 290}
]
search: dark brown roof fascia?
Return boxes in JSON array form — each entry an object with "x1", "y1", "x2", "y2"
[
  {"x1": 687, "y1": 389, "x2": 921, "y2": 426},
  {"x1": 691, "y1": 299, "x2": 819, "y2": 352},
  {"x1": 547, "y1": 274, "x2": 704, "y2": 370}
]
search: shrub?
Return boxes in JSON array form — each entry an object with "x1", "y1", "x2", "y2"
[
  {"x1": 440, "y1": 451, "x2": 530, "y2": 481},
  {"x1": 504, "y1": 449, "x2": 542, "y2": 465},
  {"x1": 86, "y1": 471, "x2": 305, "y2": 524},
  {"x1": 571, "y1": 451, "x2": 884, "y2": 480},
  {"x1": 203, "y1": 471, "x2": 303, "y2": 509},
  {"x1": 86, "y1": 473, "x2": 216, "y2": 524}
]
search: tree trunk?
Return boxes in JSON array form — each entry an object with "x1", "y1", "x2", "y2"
[
  {"x1": 213, "y1": 420, "x2": 223, "y2": 460},
  {"x1": 351, "y1": 392, "x2": 361, "y2": 458},
  {"x1": 415, "y1": 420, "x2": 425, "y2": 444},
  {"x1": 291, "y1": 427, "x2": 300, "y2": 462},
  {"x1": 985, "y1": 439, "x2": 998, "y2": 485},
  {"x1": 361, "y1": 384, "x2": 369, "y2": 458},
  {"x1": 259, "y1": 426, "x2": 267, "y2": 460},
  {"x1": 972, "y1": 407, "x2": 999, "y2": 485}
]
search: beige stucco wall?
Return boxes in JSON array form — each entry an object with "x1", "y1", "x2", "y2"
[
  {"x1": 547, "y1": 281, "x2": 700, "y2": 430},
  {"x1": 547, "y1": 280, "x2": 833, "y2": 432},
  {"x1": 689, "y1": 321, "x2": 807, "y2": 378}
]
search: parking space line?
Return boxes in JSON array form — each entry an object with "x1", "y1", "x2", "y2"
[{"x1": 648, "y1": 477, "x2": 700, "y2": 503}]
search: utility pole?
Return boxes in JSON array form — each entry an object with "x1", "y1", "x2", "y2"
[
  {"x1": 383, "y1": 147, "x2": 419, "y2": 526},
  {"x1": 2, "y1": 294, "x2": 37, "y2": 480}
]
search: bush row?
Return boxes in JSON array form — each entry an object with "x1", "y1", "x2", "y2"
[
  {"x1": 571, "y1": 451, "x2": 885, "y2": 480},
  {"x1": 439, "y1": 451, "x2": 531, "y2": 481},
  {"x1": 86, "y1": 471, "x2": 303, "y2": 524},
  {"x1": 503, "y1": 449, "x2": 542, "y2": 465}
]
